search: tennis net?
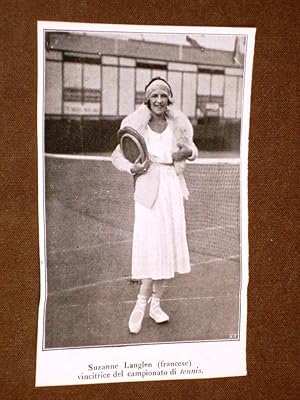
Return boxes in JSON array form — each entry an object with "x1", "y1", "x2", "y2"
[{"x1": 44, "y1": 154, "x2": 240, "y2": 261}]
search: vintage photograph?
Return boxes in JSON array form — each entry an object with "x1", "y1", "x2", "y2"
[{"x1": 36, "y1": 22, "x2": 255, "y2": 386}]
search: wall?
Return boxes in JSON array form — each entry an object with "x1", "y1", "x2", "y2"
[{"x1": 44, "y1": 34, "x2": 243, "y2": 153}]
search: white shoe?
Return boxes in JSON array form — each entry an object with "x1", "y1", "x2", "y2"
[
  {"x1": 128, "y1": 295, "x2": 147, "y2": 334},
  {"x1": 149, "y1": 297, "x2": 169, "y2": 323}
]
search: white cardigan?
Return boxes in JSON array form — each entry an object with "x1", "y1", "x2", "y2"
[{"x1": 112, "y1": 104, "x2": 198, "y2": 208}]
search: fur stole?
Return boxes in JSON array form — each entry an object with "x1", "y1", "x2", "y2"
[{"x1": 120, "y1": 104, "x2": 194, "y2": 146}]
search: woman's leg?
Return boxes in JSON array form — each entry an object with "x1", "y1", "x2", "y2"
[
  {"x1": 149, "y1": 279, "x2": 169, "y2": 323},
  {"x1": 139, "y1": 278, "x2": 153, "y2": 297},
  {"x1": 128, "y1": 279, "x2": 153, "y2": 334},
  {"x1": 152, "y1": 279, "x2": 166, "y2": 299}
]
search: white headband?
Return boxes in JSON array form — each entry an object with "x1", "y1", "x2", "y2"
[{"x1": 145, "y1": 79, "x2": 172, "y2": 101}]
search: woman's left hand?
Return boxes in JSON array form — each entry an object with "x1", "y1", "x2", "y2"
[{"x1": 172, "y1": 144, "x2": 192, "y2": 162}]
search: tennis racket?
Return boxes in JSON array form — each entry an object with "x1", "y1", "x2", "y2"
[{"x1": 117, "y1": 126, "x2": 149, "y2": 164}]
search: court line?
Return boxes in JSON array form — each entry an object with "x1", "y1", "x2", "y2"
[
  {"x1": 188, "y1": 158, "x2": 240, "y2": 165},
  {"x1": 188, "y1": 224, "x2": 237, "y2": 233},
  {"x1": 45, "y1": 152, "x2": 240, "y2": 165},
  {"x1": 48, "y1": 224, "x2": 238, "y2": 255},
  {"x1": 191, "y1": 254, "x2": 239, "y2": 266},
  {"x1": 54, "y1": 294, "x2": 238, "y2": 308},
  {"x1": 47, "y1": 293, "x2": 238, "y2": 309},
  {"x1": 45, "y1": 153, "x2": 112, "y2": 162},
  {"x1": 47, "y1": 239, "x2": 132, "y2": 255},
  {"x1": 48, "y1": 276, "x2": 131, "y2": 296},
  {"x1": 105, "y1": 294, "x2": 238, "y2": 306},
  {"x1": 155, "y1": 294, "x2": 239, "y2": 303},
  {"x1": 48, "y1": 254, "x2": 239, "y2": 296}
]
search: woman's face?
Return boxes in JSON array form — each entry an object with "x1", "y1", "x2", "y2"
[{"x1": 149, "y1": 91, "x2": 168, "y2": 116}]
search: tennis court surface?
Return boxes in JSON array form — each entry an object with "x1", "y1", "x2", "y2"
[{"x1": 43, "y1": 155, "x2": 241, "y2": 348}]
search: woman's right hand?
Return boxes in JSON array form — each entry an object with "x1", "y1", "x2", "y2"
[{"x1": 130, "y1": 159, "x2": 151, "y2": 176}]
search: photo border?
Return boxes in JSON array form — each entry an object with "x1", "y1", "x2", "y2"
[{"x1": 36, "y1": 21, "x2": 255, "y2": 386}]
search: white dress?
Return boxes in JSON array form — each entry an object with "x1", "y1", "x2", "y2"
[{"x1": 131, "y1": 124, "x2": 191, "y2": 280}]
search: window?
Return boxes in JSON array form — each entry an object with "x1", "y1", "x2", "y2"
[
  {"x1": 62, "y1": 52, "x2": 101, "y2": 115},
  {"x1": 197, "y1": 67, "x2": 225, "y2": 118}
]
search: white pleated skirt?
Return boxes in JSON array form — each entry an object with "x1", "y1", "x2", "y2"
[{"x1": 131, "y1": 165, "x2": 191, "y2": 280}]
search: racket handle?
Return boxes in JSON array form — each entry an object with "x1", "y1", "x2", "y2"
[{"x1": 135, "y1": 155, "x2": 142, "y2": 164}]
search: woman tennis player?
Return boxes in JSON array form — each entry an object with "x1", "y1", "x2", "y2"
[{"x1": 112, "y1": 77, "x2": 198, "y2": 334}]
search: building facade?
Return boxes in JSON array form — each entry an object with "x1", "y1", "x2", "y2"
[{"x1": 45, "y1": 32, "x2": 244, "y2": 154}]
